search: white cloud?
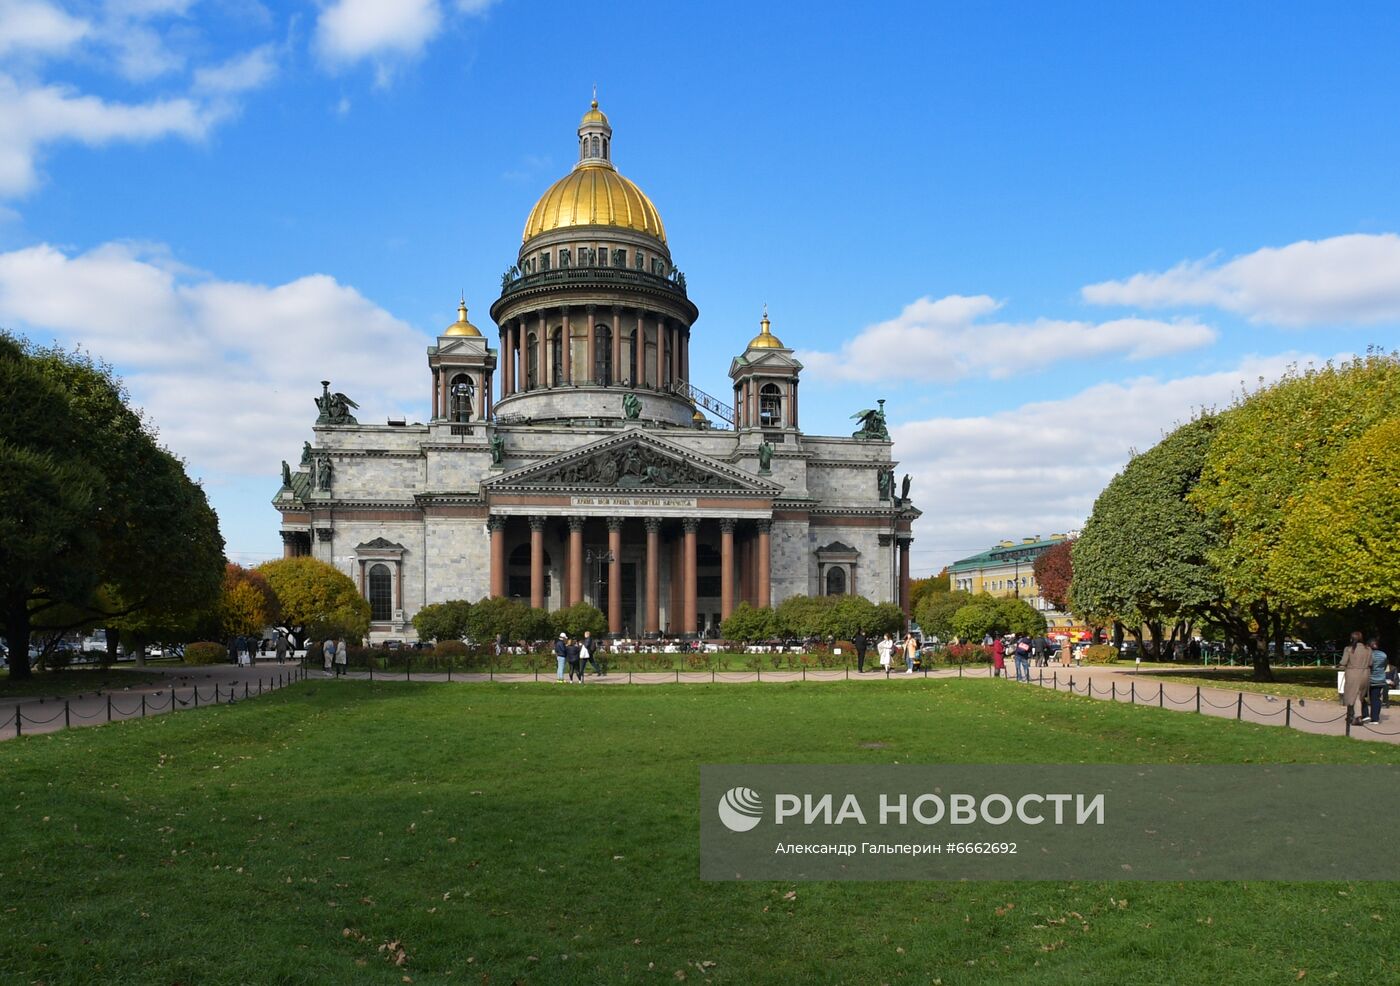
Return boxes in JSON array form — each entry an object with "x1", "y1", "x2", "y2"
[
  {"x1": 192, "y1": 44, "x2": 277, "y2": 95},
  {"x1": 0, "y1": 241, "x2": 430, "y2": 475},
  {"x1": 798, "y1": 294, "x2": 1216, "y2": 383},
  {"x1": 1082, "y1": 233, "x2": 1400, "y2": 326},
  {"x1": 315, "y1": 0, "x2": 443, "y2": 67},
  {"x1": 892, "y1": 353, "x2": 1315, "y2": 575},
  {"x1": 0, "y1": 72, "x2": 215, "y2": 195},
  {"x1": 0, "y1": 0, "x2": 90, "y2": 56}
]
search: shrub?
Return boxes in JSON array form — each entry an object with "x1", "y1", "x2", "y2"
[
  {"x1": 433, "y1": 640, "x2": 469, "y2": 659},
  {"x1": 943, "y1": 642, "x2": 992, "y2": 665},
  {"x1": 183, "y1": 641, "x2": 227, "y2": 665},
  {"x1": 1082, "y1": 644, "x2": 1119, "y2": 664}
]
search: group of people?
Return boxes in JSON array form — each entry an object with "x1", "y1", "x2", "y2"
[
  {"x1": 226, "y1": 632, "x2": 292, "y2": 666},
  {"x1": 849, "y1": 632, "x2": 921, "y2": 674},
  {"x1": 1339, "y1": 631, "x2": 1391, "y2": 725},
  {"x1": 553, "y1": 631, "x2": 605, "y2": 682},
  {"x1": 319, "y1": 637, "x2": 349, "y2": 677},
  {"x1": 990, "y1": 635, "x2": 1066, "y2": 682}
]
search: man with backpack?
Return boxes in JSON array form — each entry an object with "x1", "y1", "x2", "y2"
[{"x1": 1014, "y1": 635, "x2": 1032, "y2": 682}]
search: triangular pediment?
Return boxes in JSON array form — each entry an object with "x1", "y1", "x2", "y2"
[
  {"x1": 484, "y1": 429, "x2": 779, "y2": 495},
  {"x1": 357, "y1": 537, "x2": 405, "y2": 550}
]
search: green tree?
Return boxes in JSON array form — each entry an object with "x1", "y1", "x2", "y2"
[
  {"x1": 908, "y1": 572, "x2": 948, "y2": 617},
  {"x1": 720, "y1": 602, "x2": 773, "y2": 642},
  {"x1": 1, "y1": 336, "x2": 224, "y2": 678},
  {"x1": 1191, "y1": 354, "x2": 1400, "y2": 676},
  {"x1": 257, "y1": 557, "x2": 370, "y2": 643},
  {"x1": 997, "y1": 596, "x2": 1047, "y2": 637},
  {"x1": 951, "y1": 597, "x2": 1001, "y2": 641},
  {"x1": 411, "y1": 600, "x2": 473, "y2": 643},
  {"x1": 1274, "y1": 417, "x2": 1400, "y2": 619},
  {"x1": 772, "y1": 595, "x2": 829, "y2": 639},
  {"x1": 824, "y1": 594, "x2": 879, "y2": 641},
  {"x1": 550, "y1": 602, "x2": 606, "y2": 639},
  {"x1": 914, "y1": 590, "x2": 973, "y2": 642},
  {"x1": 1072, "y1": 417, "x2": 1221, "y2": 665},
  {"x1": 869, "y1": 602, "x2": 907, "y2": 637},
  {"x1": 465, "y1": 597, "x2": 552, "y2": 644}
]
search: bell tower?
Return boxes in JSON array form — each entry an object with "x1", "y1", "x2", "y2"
[
  {"x1": 729, "y1": 308, "x2": 802, "y2": 433},
  {"x1": 429, "y1": 298, "x2": 496, "y2": 428}
]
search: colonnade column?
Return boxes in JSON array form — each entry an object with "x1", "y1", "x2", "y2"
[
  {"x1": 656, "y1": 316, "x2": 666, "y2": 390},
  {"x1": 682, "y1": 518, "x2": 698, "y2": 636},
  {"x1": 561, "y1": 307, "x2": 571, "y2": 385},
  {"x1": 607, "y1": 517, "x2": 622, "y2": 636},
  {"x1": 568, "y1": 517, "x2": 584, "y2": 607},
  {"x1": 644, "y1": 518, "x2": 661, "y2": 636},
  {"x1": 611, "y1": 308, "x2": 622, "y2": 386},
  {"x1": 586, "y1": 305, "x2": 596, "y2": 385},
  {"x1": 536, "y1": 312, "x2": 546, "y2": 390},
  {"x1": 502, "y1": 327, "x2": 512, "y2": 397},
  {"x1": 756, "y1": 519, "x2": 772, "y2": 609},
  {"x1": 720, "y1": 519, "x2": 735, "y2": 622},
  {"x1": 898, "y1": 536, "x2": 913, "y2": 628},
  {"x1": 488, "y1": 517, "x2": 506, "y2": 598},
  {"x1": 529, "y1": 516, "x2": 545, "y2": 609},
  {"x1": 738, "y1": 535, "x2": 751, "y2": 605}
]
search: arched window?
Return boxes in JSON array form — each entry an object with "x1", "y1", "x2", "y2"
[
  {"x1": 595, "y1": 324, "x2": 612, "y2": 385},
  {"x1": 760, "y1": 383, "x2": 782, "y2": 428},
  {"x1": 591, "y1": 134, "x2": 600, "y2": 157},
  {"x1": 507, "y1": 543, "x2": 551, "y2": 600},
  {"x1": 368, "y1": 564, "x2": 393, "y2": 622},
  {"x1": 825, "y1": 567, "x2": 847, "y2": 596},
  {"x1": 526, "y1": 333, "x2": 539, "y2": 389},
  {"x1": 550, "y1": 328, "x2": 563, "y2": 387}
]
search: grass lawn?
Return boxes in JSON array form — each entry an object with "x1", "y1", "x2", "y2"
[
  {"x1": 0, "y1": 667, "x2": 169, "y2": 700},
  {"x1": 3, "y1": 679, "x2": 1397, "y2": 985},
  {"x1": 1132, "y1": 666, "x2": 1344, "y2": 703}
]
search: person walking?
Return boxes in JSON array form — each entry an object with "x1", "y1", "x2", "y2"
[
  {"x1": 580, "y1": 631, "x2": 600, "y2": 676},
  {"x1": 334, "y1": 638, "x2": 348, "y2": 677},
  {"x1": 903, "y1": 632, "x2": 918, "y2": 674},
  {"x1": 1362, "y1": 636, "x2": 1389, "y2": 725},
  {"x1": 274, "y1": 631, "x2": 287, "y2": 666},
  {"x1": 1013, "y1": 635, "x2": 1032, "y2": 682},
  {"x1": 322, "y1": 637, "x2": 335, "y2": 677},
  {"x1": 1340, "y1": 631, "x2": 1373, "y2": 725},
  {"x1": 566, "y1": 636, "x2": 583, "y2": 683},
  {"x1": 853, "y1": 630, "x2": 869, "y2": 673},
  {"x1": 554, "y1": 633, "x2": 569, "y2": 683},
  {"x1": 992, "y1": 637, "x2": 1006, "y2": 678},
  {"x1": 877, "y1": 633, "x2": 894, "y2": 673}
]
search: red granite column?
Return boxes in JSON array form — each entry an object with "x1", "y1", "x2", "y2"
[
  {"x1": 561, "y1": 307, "x2": 571, "y2": 386},
  {"x1": 529, "y1": 516, "x2": 545, "y2": 609},
  {"x1": 586, "y1": 305, "x2": 596, "y2": 385},
  {"x1": 607, "y1": 517, "x2": 622, "y2": 636},
  {"x1": 756, "y1": 520, "x2": 772, "y2": 609},
  {"x1": 568, "y1": 517, "x2": 584, "y2": 607},
  {"x1": 682, "y1": 518, "x2": 698, "y2": 636},
  {"x1": 644, "y1": 518, "x2": 660, "y2": 636},
  {"x1": 611, "y1": 308, "x2": 622, "y2": 386},
  {"x1": 898, "y1": 536, "x2": 912, "y2": 628},
  {"x1": 720, "y1": 518, "x2": 735, "y2": 622}
]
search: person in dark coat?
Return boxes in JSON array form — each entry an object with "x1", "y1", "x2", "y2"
[
  {"x1": 274, "y1": 632, "x2": 287, "y2": 665},
  {"x1": 566, "y1": 638, "x2": 583, "y2": 683},
  {"x1": 853, "y1": 631, "x2": 869, "y2": 673}
]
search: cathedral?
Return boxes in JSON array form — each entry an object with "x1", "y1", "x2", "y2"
[{"x1": 273, "y1": 100, "x2": 919, "y2": 642}]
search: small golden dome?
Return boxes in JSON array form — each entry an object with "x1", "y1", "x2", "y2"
[
  {"x1": 692, "y1": 408, "x2": 706, "y2": 423},
  {"x1": 444, "y1": 299, "x2": 482, "y2": 337},
  {"x1": 747, "y1": 307, "x2": 785, "y2": 349},
  {"x1": 580, "y1": 98, "x2": 610, "y2": 129},
  {"x1": 522, "y1": 165, "x2": 666, "y2": 244}
]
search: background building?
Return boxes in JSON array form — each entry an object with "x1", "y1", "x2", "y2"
[
  {"x1": 948, "y1": 534, "x2": 1083, "y2": 637},
  {"x1": 273, "y1": 100, "x2": 919, "y2": 641}
]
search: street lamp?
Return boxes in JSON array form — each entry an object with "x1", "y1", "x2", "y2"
[{"x1": 584, "y1": 547, "x2": 614, "y2": 608}]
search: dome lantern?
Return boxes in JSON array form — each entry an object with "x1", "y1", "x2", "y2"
[
  {"x1": 747, "y1": 305, "x2": 785, "y2": 349},
  {"x1": 577, "y1": 88, "x2": 613, "y2": 168},
  {"x1": 443, "y1": 297, "x2": 482, "y2": 337}
]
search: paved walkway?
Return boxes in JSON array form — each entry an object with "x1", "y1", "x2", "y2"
[
  {"x1": 7, "y1": 660, "x2": 1390, "y2": 747},
  {"x1": 0, "y1": 663, "x2": 305, "y2": 740}
]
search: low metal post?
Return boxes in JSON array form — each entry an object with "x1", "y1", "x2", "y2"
[
  {"x1": 1346, "y1": 715, "x2": 1352, "y2": 737},
  {"x1": 1112, "y1": 681, "x2": 1117, "y2": 701},
  {"x1": 194, "y1": 686, "x2": 199, "y2": 708},
  {"x1": 141, "y1": 694, "x2": 146, "y2": 717},
  {"x1": 1286, "y1": 698, "x2": 1292, "y2": 727},
  {"x1": 1158, "y1": 686, "x2": 1163, "y2": 708},
  {"x1": 1196, "y1": 686, "x2": 1201, "y2": 713},
  {"x1": 258, "y1": 678, "x2": 263, "y2": 696},
  {"x1": 1237, "y1": 693, "x2": 1243, "y2": 719},
  {"x1": 1130, "y1": 682, "x2": 1135, "y2": 704},
  {"x1": 15, "y1": 707, "x2": 20, "y2": 737},
  {"x1": 65, "y1": 700, "x2": 70, "y2": 729},
  {"x1": 1053, "y1": 672, "x2": 1057, "y2": 690},
  {"x1": 243, "y1": 682, "x2": 249, "y2": 699},
  {"x1": 958, "y1": 664, "x2": 962, "y2": 678},
  {"x1": 448, "y1": 663, "x2": 452, "y2": 682},
  {"x1": 407, "y1": 659, "x2": 412, "y2": 682},
  {"x1": 107, "y1": 694, "x2": 113, "y2": 722},
  {"x1": 802, "y1": 666, "x2": 806, "y2": 681}
]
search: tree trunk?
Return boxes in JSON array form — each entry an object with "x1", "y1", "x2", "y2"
[
  {"x1": 4, "y1": 596, "x2": 33, "y2": 679},
  {"x1": 1147, "y1": 620, "x2": 1164, "y2": 660},
  {"x1": 1112, "y1": 622, "x2": 1124, "y2": 650},
  {"x1": 104, "y1": 627, "x2": 120, "y2": 665}
]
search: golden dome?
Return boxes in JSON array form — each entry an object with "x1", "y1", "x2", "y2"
[
  {"x1": 522, "y1": 164, "x2": 666, "y2": 244},
  {"x1": 443, "y1": 299, "x2": 482, "y2": 337},
  {"x1": 580, "y1": 99, "x2": 610, "y2": 128},
  {"x1": 747, "y1": 308, "x2": 785, "y2": 349}
]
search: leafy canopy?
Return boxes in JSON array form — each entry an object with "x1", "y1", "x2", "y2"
[{"x1": 257, "y1": 557, "x2": 369, "y2": 642}]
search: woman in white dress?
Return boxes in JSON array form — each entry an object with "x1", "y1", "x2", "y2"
[{"x1": 877, "y1": 634, "x2": 894, "y2": 671}]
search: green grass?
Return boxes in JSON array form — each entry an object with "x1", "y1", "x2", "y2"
[
  {"x1": 3, "y1": 679, "x2": 1397, "y2": 985},
  {"x1": 1133, "y1": 666, "x2": 1344, "y2": 703},
  {"x1": 0, "y1": 666, "x2": 169, "y2": 699}
]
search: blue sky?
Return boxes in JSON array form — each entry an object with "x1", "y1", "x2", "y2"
[{"x1": 2, "y1": 0, "x2": 1398, "y2": 574}]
